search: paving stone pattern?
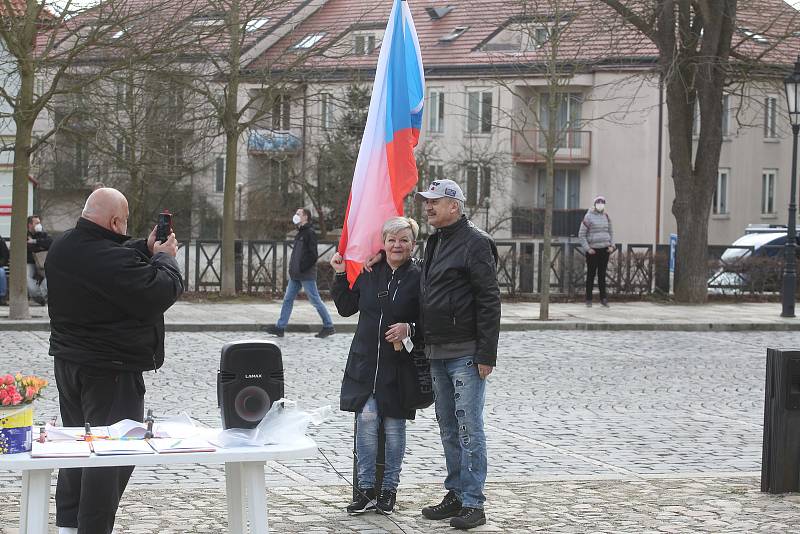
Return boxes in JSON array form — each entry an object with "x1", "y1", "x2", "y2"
[{"x1": 0, "y1": 330, "x2": 797, "y2": 533}]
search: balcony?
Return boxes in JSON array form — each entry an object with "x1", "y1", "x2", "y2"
[
  {"x1": 511, "y1": 130, "x2": 591, "y2": 165},
  {"x1": 511, "y1": 207, "x2": 585, "y2": 237},
  {"x1": 247, "y1": 130, "x2": 302, "y2": 155}
]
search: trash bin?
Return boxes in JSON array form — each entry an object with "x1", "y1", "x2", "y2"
[{"x1": 761, "y1": 348, "x2": 800, "y2": 493}]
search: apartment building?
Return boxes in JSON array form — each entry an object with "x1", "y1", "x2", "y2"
[{"x1": 38, "y1": 0, "x2": 800, "y2": 247}]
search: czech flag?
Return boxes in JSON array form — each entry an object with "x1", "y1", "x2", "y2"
[{"x1": 338, "y1": 0, "x2": 424, "y2": 286}]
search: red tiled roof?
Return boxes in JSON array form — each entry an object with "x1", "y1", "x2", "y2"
[{"x1": 247, "y1": 0, "x2": 800, "y2": 74}]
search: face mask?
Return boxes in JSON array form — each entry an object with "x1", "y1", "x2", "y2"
[
  {"x1": 594, "y1": 203, "x2": 605, "y2": 212},
  {"x1": 292, "y1": 214, "x2": 302, "y2": 225},
  {"x1": 33, "y1": 223, "x2": 43, "y2": 233}
]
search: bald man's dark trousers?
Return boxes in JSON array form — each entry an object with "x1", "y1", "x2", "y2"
[{"x1": 54, "y1": 358, "x2": 145, "y2": 534}]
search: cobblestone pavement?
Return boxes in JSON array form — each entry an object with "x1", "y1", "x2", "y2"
[{"x1": 0, "y1": 330, "x2": 797, "y2": 533}]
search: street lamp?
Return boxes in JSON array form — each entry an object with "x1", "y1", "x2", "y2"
[{"x1": 781, "y1": 56, "x2": 800, "y2": 317}]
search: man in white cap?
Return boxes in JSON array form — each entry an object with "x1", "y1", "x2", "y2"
[{"x1": 415, "y1": 179, "x2": 501, "y2": 530}]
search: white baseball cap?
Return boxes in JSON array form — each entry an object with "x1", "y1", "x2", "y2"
[{"x1": 415, "y1": 179, "x2": 466, "y2": 202}]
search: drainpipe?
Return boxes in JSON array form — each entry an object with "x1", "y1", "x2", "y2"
[{"x1": 655, "y1": 73, "x2": 664, "y2": 246}]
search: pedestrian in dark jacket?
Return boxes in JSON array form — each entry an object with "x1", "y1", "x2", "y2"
[
  {"x1": 416, "y1": 179, "x2": 500, "y2": 530},
  {"x1": 264, "y1": 207, "x2": 335, "y2": 338},
  {"x1": 46, "y1": 187, "x2": 183, "y2": 534},
  {"x1": 330, "y1": 216, "x2": 422, "y2": 516},
  {"x1": 26, "y1": 214, "x2": 52, "y2": 304}
]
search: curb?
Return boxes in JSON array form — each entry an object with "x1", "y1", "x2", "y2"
[{"x1": 1, "y1": 322, "x2": 800, "y2": 332}]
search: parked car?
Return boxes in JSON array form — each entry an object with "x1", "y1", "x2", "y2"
[{"x1": 707, "y1": 226, "x2": 799, "y2": 294}]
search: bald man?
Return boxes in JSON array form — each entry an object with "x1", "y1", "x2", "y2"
[{"x1": 45, "y1": 188, "x2": 183, "y2": 534}]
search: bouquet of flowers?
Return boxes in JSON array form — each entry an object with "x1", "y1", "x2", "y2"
[{"x1": 0, "y1": 373, "x2": 48, "y2": 406}]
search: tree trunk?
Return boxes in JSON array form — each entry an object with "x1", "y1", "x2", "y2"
[
  {"x1": 221, "y1": 129, "x2": 238, "y2": 297},
  {"x1": 539, "y1": 157, "x2": 554, "y2": 320},
  {"x1": 220, "y1": 0, "x2": 241, "y2": 297},
  {"x1": 8, "y1": 55, "x2": 35, "y2": 320}
]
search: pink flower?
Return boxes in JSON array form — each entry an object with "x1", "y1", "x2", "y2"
[
  {"x1": 25, "y1": 386, "x2": 36, "y2": 400},
  {"x1": 2, "y1": 374, "x2": 13, "y2": 386},
  {"x1": 0, "y1": 389, "x2": 7, "y2": 402},
  {"x1": 5, "y1": 385, "x2": 16, "y2": 397},
  {"x1": 1, "y1": 395, "x2": 11, "y2": 406},
  {"x1": 11, "y1": 393, "x2": 22, "y2": 405}
]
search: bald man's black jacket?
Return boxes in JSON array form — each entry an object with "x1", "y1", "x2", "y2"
[{"x1": 46, "y1": 218, "x2": 184, "y2": 372}]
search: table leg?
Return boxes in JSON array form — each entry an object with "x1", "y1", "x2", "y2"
[
  {"x1": 241, "y1": 461, "x2": 268, "y2": 534},
  {"x1": 225, "y1": 462, "x2": 245, "y2": 534},
  {"x1": 20, "y1": 468, "x2": 51, "y2": 534}
]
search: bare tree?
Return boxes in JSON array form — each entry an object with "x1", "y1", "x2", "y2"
[
  {"x1": 597, "y1": 0, "x2": 800, "y2": 302},
  {"x1": 0, "y1": 0, "x2": 195, "y2": 318}
]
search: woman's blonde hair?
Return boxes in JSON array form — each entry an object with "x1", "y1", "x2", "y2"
[{"x1": 381, "y1": 216, "x2": 419, "y2": 241}]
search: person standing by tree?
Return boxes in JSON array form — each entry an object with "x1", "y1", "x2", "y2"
[
  {"x1": 265, "y1": 208, "x2": 335, "y2": 338},
  {"x1": 26, "y1": 215, "x2": 52, "y2": 305},
  {"x1": 578, "y1": 195, "x2": 615, "y2": 307}
]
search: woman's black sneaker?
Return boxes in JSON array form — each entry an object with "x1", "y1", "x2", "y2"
[
  {"x1": 346, "y1": 488, "x2": 375, "y2": 514},
  {"x1": 450, "y1": 507, "x2": 486, "y2": 530},
  {"x1": 375, "y1": 489, "x2": 396, "y2": 515},
  {"x1": 421, "y1": 490, "x2": 462, "y2": 520}
]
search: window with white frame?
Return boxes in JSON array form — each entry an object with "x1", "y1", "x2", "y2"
[
  {"x1": 354, "y1": 33, "x2": 376, "y2": 55},
  {"x1": 428, "y1": 89, "x2": 445, "y2": 133},
  {"x1": 215, "y1": 157, "x2": 225, "y2": 193},
  {"x1": 721, "y1": 94, "x2": 731, "y2": 137},
  {"x1": 467, "y1": 89, "x2": 492, "y2": 134},
  {"x1": 465, "y1": 164, "x2": 491, "y2": 207},
  {"x1": 762, "y1": 169, "x2": 777, "y2": 215},
  {"x1": 320, "y1": 93, "x2": 333, "y2": 130},
  {"x1": 271, "y1": 94, "x2": 291, "y2": 130},
  {"x1": 115, "y1": 137, "x2": 131, "y2": 163},
  {"x1": 765, "y1": 96, "x2": 778, "y2": 138},
  {"x1": 428, "y1": 163, "x2": 445, "y2": 182},
  {"x1": 536, "y1": 169, "x2": 580, "y2": 209},
  {"x1": 75, "y1": 139, "x2": 89, "y2": 178},
  {"x1": 538, "y1": 92, "x2": 583, "y2": 148},
  {"x1": 713, "y1": 168, "x2": 729, "y2": 215}
]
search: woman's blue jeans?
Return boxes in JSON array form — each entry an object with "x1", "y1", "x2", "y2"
[
  {"x1": 355, "y1": 395, "x2": 407, "y2": 491},
  {"x1": 430, "y1": 355, "x2": 487, "y2": 509}
]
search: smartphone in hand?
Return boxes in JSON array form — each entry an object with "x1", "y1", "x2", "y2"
[{"x1": 156, "y1": 210, "x2": 173, "y2": 243}]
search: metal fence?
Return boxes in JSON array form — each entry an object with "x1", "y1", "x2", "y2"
[{"x1": 174, "y1": 239, "x2": 789, "y2": 297}]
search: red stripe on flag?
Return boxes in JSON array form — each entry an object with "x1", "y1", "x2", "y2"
[{"x1": 385, "y1": 127, "x2": 421, "y2": 212}]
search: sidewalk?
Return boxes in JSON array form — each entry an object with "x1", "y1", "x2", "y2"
[{"x1": 1, "y1": 299, "x2": 798, "y2": 331}]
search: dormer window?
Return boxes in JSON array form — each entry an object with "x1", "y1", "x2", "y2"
[
  {"x1": 191, "y1": 15, "x2": 225, "y2": 28},
  {"x1": 354, "y1": 33, "x2": 376, "y2": 55},
  {"x1": 425, "y1": 6, "x2": 454, "y2": 20},
  {"x1": 292, "y1": 32, "x2": 325, "y2": 50},
  {"x1": 439, "y1": 26, "x2": 468, "y2": 43},
  {"x1": 246, "y1": 18, "x2": 270, "y2": 32},
  {"x1": 738, "y1": 27, "x2": 768, "y2": 44}
]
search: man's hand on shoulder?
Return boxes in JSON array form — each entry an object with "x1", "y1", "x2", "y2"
[{"x1": 153, "y1": 233, "x2": 178, "y2": 257}]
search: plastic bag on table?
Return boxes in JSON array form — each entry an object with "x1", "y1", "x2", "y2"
[{"x1": 213, "y1": 398, "x2": 331, "y2": 448}]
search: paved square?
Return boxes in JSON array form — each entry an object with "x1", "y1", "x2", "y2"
[{"x1": 1, "y1": 330, "x2": 799, "y2": 533}]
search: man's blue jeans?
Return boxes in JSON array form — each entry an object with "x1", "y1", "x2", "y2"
[
  {"x1": 430, "y1": 355, "x2": 487, "y2": 509},
  {"x1": 355, "y1": 395, "x2": 407, "y2": 491},
  {"x1": 275, "y1": 279, "x2": 333, "y2": 329}
]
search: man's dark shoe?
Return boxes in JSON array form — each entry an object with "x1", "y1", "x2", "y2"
[
  {"x1": 315, "y1": 326, "x2": 335, "y2": 338},
  {"x1": 450, "y1": 507, "x2": 486, "y2": 530},
  {"x1": 263, "y1": 325, "x2": 284, "y2": 337},
  {"x1": 346, "y1": 488, "x2": 375, "y2": 514},
  {"x1": 375, "y1": 489, "x2": 396, "y2": 515},
  {"x1": 421, "y1": 490, "x2": 461, "y2": 520}
]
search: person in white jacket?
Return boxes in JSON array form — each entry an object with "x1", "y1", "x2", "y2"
[{"x1": 578, "y1": 195, "x2": 615, "y2": 307}]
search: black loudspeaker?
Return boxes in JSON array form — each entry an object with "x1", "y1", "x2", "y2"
[{"x1": 217, "y1": 340, "x2": 285, "y2": 429}]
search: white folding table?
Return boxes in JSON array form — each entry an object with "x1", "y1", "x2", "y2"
[{"x1": 0, "y1": 436, "x2": 317, "y2": 534}]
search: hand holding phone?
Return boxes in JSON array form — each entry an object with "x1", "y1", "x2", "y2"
[{"x1": 156, "y1": 210, "x2": 172, "y2": 243}]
